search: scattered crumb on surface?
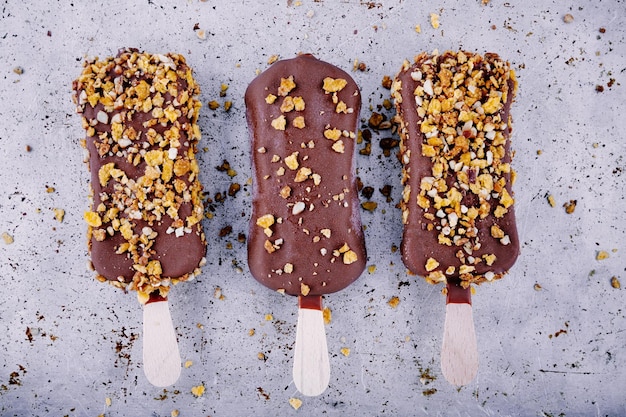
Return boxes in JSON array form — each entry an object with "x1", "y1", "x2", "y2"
[
  {"x1": 388, "y1": 296, "x2": 400, "y2": 308},
  {"x1": 547, "y1": 194, "x2": 555, "y2": 207},
  {"x1": 596, "y1": 250, "x2": 609, "y2": 261},
  {"x1": 563, "y1": 200, "x2": 577, "y2": 214},
  {"x1": 322, "y1": 306, "x2": 332, "y2": 324},
  {"x1": 289, "y1": 397, "x2": 303, "y2": 410},
  {"x1": 340, "y1": 347, "x2": 351, "y2": 357},
  {"x1": 53, "y1": 208, "x2": 65, "y2": 222},
  {"x1": 611, "y1": 276, "x2": 621, "y2": 289},
  {"x1": 563, "y1": 13, "x2": 574, "y2": 23},
  {"x1": 191, "y1": 384, "x2": 205, "y2": 397},
  {"x1": 430, "y1": 13, "x2": 440, "y2": 29},
  {"x1": 2, "y1": 232, "x2": 14, "y2": 244},
  {"x1": 184, "y1": 360, "x2": 193, "y2": 368}
]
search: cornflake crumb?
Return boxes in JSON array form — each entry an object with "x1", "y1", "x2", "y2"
[
  {"x1": 563, "y1": 200, "x2": 577, "y2": 214},
  {"x1": 191, "y1": 384, "x2": 205, "y2": 397},
  {"x1": 184, "y1": 360, "x2": 193, "y2": 368},
  {"x1": 268, "y1": 55, "x2": 279, "y2": 65},
  {"x1": 388, "y1": 296, "x2": 400, "y2": 308},
  {"x1": 323, "y1": 306, "x2": 332, "y2": 324},
  {"x1": 2, "y1": 232, "x2": 14, "y2": 244},
  {"x1": 300, "y1": 283, "x2": 311, "y2": 296},
  {"x1": 367, "y1": 265, "x2": 377, "y2": 274},
  {"x1": 53, "y1": 208, "x2": 65, "y2": 222},
  {"x1": 547, "y1": 194, "x2": 556, "y2": 207},
  {"x1": 611, "y1": 276, "x2": 621, "y2": 289},
  {"x1": 563, "y1": 13, "x2": 574, "y2": 23},
  {"x1": 105, "y1": 397, "x2": 112, "y2": 407},
  {"x1": 171, "y1": 410, "x2": 180, "y2": 417},
  {"x1": 596, "y1": 250, "x2": 609, "y2": 260},
  {"x1": 289, "y1": 397, "x2": 303, "y2": 410},
  {"x1": 265, "y1": 313, "x2": 273, "y2": 321},
  {"x1": 340, "y1": 347, "x2": 351, "y2": 357},
  {"x1": 430, "y1": 13, "x2": 440, "y2": 29}
]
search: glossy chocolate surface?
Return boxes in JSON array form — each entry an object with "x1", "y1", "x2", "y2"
[{"x1": 245, "y1": 54, "x2": 366, "y2": 296}]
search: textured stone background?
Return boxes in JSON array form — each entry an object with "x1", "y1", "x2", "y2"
[{"x1": 0, "y1": 0, "x2": 624, "y2": 415}]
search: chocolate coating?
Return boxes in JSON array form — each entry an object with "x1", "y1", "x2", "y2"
[
  {"x1": 73, "y1": 49, "x2": 206, "y2": 294},
  {"x1": 245, "y1": 54, "x2": 366, "y2": 296},
  {"x1": 394, "y1": 51, "x2": 519, "y2": 285}
]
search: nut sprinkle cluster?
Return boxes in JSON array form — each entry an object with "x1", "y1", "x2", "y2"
[
  {"x1": 73, "y1": 49, "x2": 206, "y2": 300},
  {"x1": 393, "y1": 50, "x2": 519, "y2": 286}
]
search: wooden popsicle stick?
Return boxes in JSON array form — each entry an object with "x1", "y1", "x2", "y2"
[
  {"x1": 441, "y1": 279, "x2": 478, "y2": 386},
  {"x1": 293, "y1": 295, "x2": 330, "y2": 396},
  {"x1": 142, "y1": 293, "x2": 181, "y2": 387}
]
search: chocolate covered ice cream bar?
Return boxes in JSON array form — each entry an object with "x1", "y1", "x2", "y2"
[
  {"x1": 393, "y1": 50, "x2": 519, "y2": 287},
  {"x1": 72, "y1": 49, "x2": 206, "y2": 300},
  {"x1": 245, "y1": 54, "x2": 366, "y2": 396},
  {"x1": 245, "y1": 54, "x2": 366, "y2": 297}
]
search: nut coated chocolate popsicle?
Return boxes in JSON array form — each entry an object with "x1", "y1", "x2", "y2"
[
  {"x1": 72, "y1": 49, "x2": 206, "y2": 387},
  {"x1": 392, "y1": 50, "x2": 519, "y2": 385},
  {"x1": 245, "y1": 54, "x2": 366, "y2": 396}
]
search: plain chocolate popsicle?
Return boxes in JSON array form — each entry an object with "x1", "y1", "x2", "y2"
[
  {"x1": 72, "y1": 49, "x2": 206, "y2": 300},
  {"x1": 393, "y1": 50, "x2": 519, "y2": 287},
  {"x1": 245, "y1": 54, "x2": 366, "y2": 297}
]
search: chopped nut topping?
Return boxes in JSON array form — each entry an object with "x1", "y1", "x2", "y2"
[
  {"x1": 278, "y1": 75, "x2": 296, "y2": 96},
  {"x1": 394, "y1": 50, "x2": 518, "y2": 285},
  {"x1": 292, "y1": 201, "x2": 306, "y2": 215},
  {"x1": 280, "y1": 185, "x2": 292, "y2": 199},
  {"x1": 322, "y1": 77, "x2": 348, "y2": 93},
  {"x1": 284, "y1": 152, "x2": 299, "y2": 170},
  {"x1": 271, "y1": 115, "x2": 287, "y2": 130},
  {"x1": 293, "y1": 96, "x2": 305, "y2": 111},
  {"x1": 256, "y1": 214, "x2": 275, "y2": 229},
  {"x1": 293, "y1": 116, "x2": 306, "y2": 129},
  {"x1": 294, "y1": 167, "x2": 312, "y2": 182},
  {"x1": 343, "y1": 250, "x2": 358, "y2": 264},
  {"x1": 300, "y1": 283, "x2": 311, "y2": 296},
  {"x1": 425, "y1": 257, "x2": 439, "y2": 272},
  {"x1": 280, "y1": 96, "x2": 295, "y2": 112},
  {"x1": 332, "y1": 140, "x2": 345, "y2": 153},
  {"x1": 324, "y1": 128, "x2": 342, "y2": 141}
]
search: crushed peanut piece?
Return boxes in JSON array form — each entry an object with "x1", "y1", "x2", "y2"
[{"x1": 322, "y1": 77, "x2": 348, "y2": 93}]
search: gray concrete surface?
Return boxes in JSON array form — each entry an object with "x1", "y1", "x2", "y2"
[{"x1": 0, "y1": 0, "x2": 625, "y2": 415}]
